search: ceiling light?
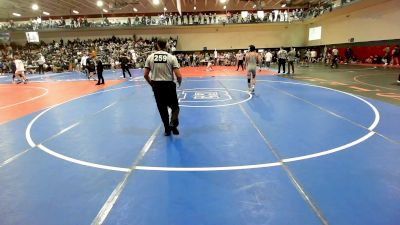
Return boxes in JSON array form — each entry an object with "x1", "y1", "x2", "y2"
[
  {"x1": 223, "y1": 5, "x2": 226, "y2": 9},
  {"x1": 32, "y1": 4, "x2": 39, "y2": 11},
  {"x1": 96, "y1": 0, "x2": 103, "y2": 7},
  {"x1": 43, "y1": 11, "x2": 50, "y2": 15},
  {"x1": 164, "y1": 7, "x2": 167, "y2": 11},
  {"x1": 133, "y1": 8, "x2": 138, "y2": 12},
  {"x1": 103, "y1": 9, "x2": 108, "y2": 13},
  {"x1": 153, "y1": 0, "x2": 160, "y2": 5},
  {"x1": 281, "y1": 4, "x2": 286, "y2": 7},
  {"x1": 253, "y1": 4, "x2": 256, "y2": 9},
  {"x1": 194, "y1": 6, "x2": 196, "y2": 10},
  {"x1": 72, "y1": 10, "x2": 79, "y2": 14},
  {"x1": 220, "y1": 0, "x2": 227, "y2": 3},
  {"x1": 12, "y1": 12, "x2": 21, "y2": 17}
]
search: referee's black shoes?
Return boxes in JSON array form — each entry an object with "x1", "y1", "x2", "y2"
[
  {"x1": 164, "y1": 130, "x2": 171, "y2": 136},
  {"x1": 171, "y1": 127, "x2": 179, "y2": 135},
  {"x1": 164, "y1": 127, "x2": 179, "y2": 136}
]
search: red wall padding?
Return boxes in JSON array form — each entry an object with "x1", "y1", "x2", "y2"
[{"x1": 336, "y1": 45, "x2": 397, "y2": 62}]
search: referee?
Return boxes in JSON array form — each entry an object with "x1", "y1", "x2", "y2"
[
  {"x1": 277, "y1": 47, "x2": 287, "y2": 74},
  {"x1": 144, "y1": 39, "x2": 183, "y2": 136},
  {"x1": 236, "y1": 50, "x2": 244, "y2": 71}
]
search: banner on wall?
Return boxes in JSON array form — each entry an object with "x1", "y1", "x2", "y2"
[{"x1": 25, "y1": 32, "x2": 40, "y2": 43}]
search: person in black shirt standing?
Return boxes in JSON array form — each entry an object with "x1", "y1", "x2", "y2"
[
  {"x1": 120, "y1": 53, "x2": 132, "y2": 79},
  {"x1": 144, "y1": 39, "x2": 182, "y2": 136},
  {"x1": 96, "y1": 58, "x2": 104, "y2": 85}
]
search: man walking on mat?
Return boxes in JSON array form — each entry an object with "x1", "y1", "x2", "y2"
[
  {"x1": 245, "y1": 45, "x2": 261, "y2": 93},
  {"x1": 120, "y1": 53, "x2": 132, "y2": 79},
  {"x1": 144, "y1": 39, "x2": 183, "y2": 136}
]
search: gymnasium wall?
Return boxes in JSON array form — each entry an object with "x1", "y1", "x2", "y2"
[
  {"x1": 7, "y1": 0, "x2": 399, "y2": 50},
  {"x1": 306, "y1": 0, "x2": 400, "y2": 46},
  {"x1": 9, "y1": 23, "x2": 306, "y2": 51},
  {"x1": 172, "y1": 24, "x2": 306, "y2": 51}
]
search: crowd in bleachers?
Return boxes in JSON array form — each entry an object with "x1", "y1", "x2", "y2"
[
  {"x1": 0, "y1": 40, "x2": 305, "y2": 76},
  {"x1": 0, "y1": 10, "x2": 299, "y2": 31},
  {"x1": 0, "y1": 0, "x2": 360, "y2": 31},
  {"x1": 1, "y1": 41, "x2": 398, "y2": 77},
  {"x1": 1, "y1": 32, "x2": 397, "y2": 78},
  {"x1": 0, "y1": 36, "x2": 177, "y2": 74}
]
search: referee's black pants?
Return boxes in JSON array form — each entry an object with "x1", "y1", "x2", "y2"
[
  {"x1": 152, "y1": 81, "x2": 180, "y2": 132},
  {"x1": 122, "y1": 66, "x2": 132, "y2": 78},
  {"x1": 331, "y1": 56, "x2": 338, "y2": 68},
  {"x1": 236, "y1": 60, "x2": 244, "y2": 71},
  {"x1": 278, "y1": 59, "x2": 286, "y2": 73},
  {"x1": 97, "y1": 71, "x2": 104, "y2": 84},
  {"x1": 38, "y1": 65, "x2": 44, "y2": 74}
]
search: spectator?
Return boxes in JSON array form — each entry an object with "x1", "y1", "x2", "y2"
[
  {"x1": 391, "y1": 45, "x2": 399, "y2": 66},
  {"x1": 37, "y1": 53, "x2": 45, "y2": 74},
  {"x1": 265, "y1": 50, "x2": 272, "y2": 68},
  {"x1": 331, "y1": 46, "x2": 339, "y2": 68},
  {"x1": 310, "y1": 49, "x2": 317, "y2": 63},
  {"x1": 345, "y1": 47, "x2": 353, "y2": 64},
  {"x1": 383, "y1": 46, "x2": 391, "y2": 65}
]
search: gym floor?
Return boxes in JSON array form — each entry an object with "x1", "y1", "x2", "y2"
[{"x1": 0, "y1": 63, "x2": 399, "y2": 225}]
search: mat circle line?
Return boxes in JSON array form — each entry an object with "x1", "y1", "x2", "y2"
[
  {"x1": 0, "y1": 86, "x2": 49, "y2": 110},
  {"x1": 353, "y1": 74, "x2": 399, "y2": 91},
  {"x1": 178, "y1": 88, "x2": 252, "y2": 107},
  {"x1": 26, "y1": 80, "x2": 380, "y2": 172}
]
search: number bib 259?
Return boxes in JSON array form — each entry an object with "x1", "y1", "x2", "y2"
[{"x1": 154, "y1": 54, "x2": 167, "y2": 63}]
